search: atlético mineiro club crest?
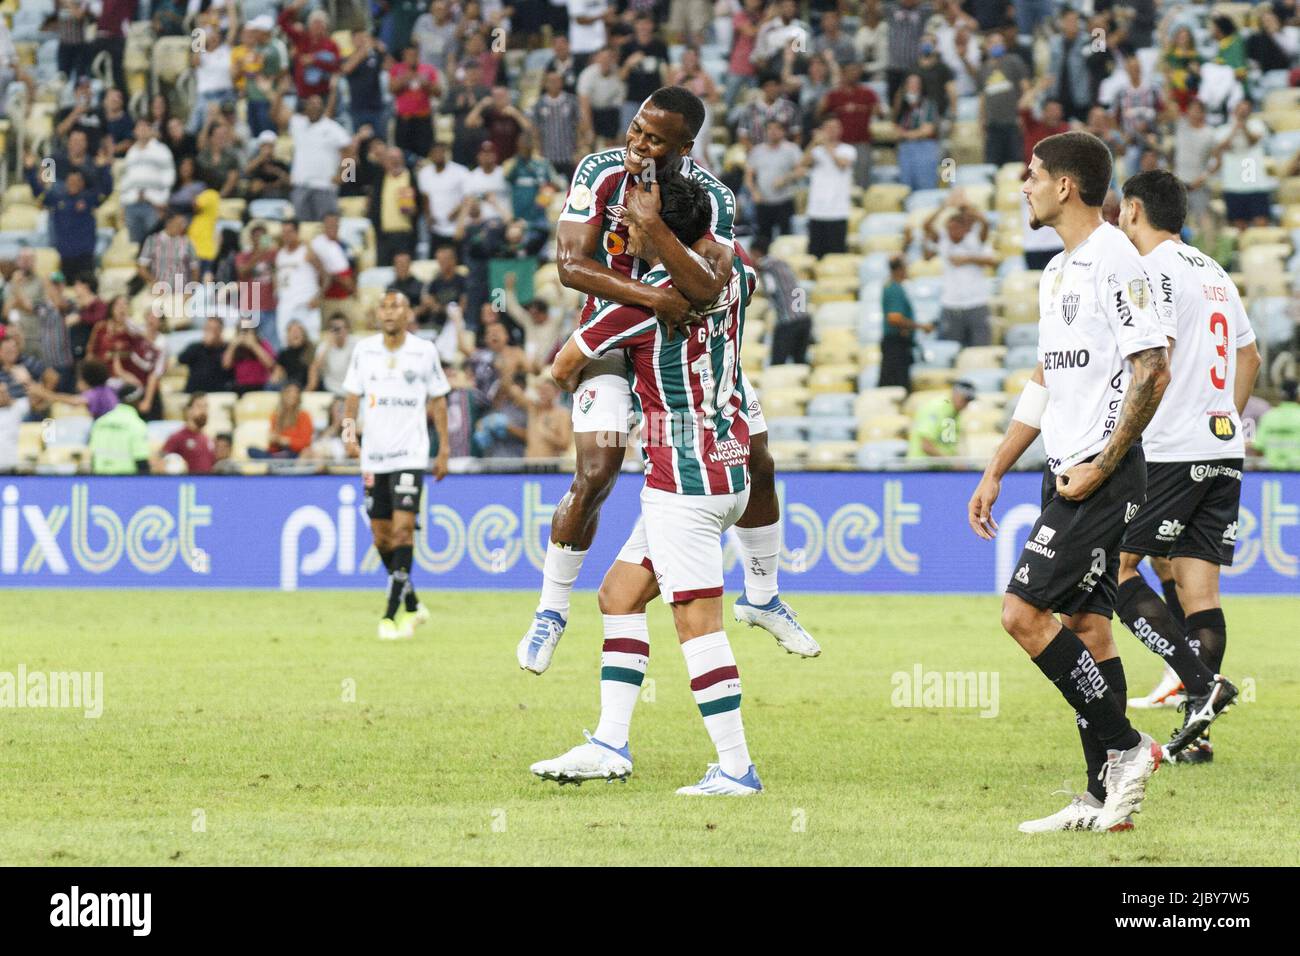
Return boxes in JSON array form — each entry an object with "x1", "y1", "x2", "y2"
[
  {"x1": 404, "y1": 369, "x2": 417, "y2": 384},
  {"x1": 578, "y1": 387, "x2": 597, "y2": 414},
  {"x1": 1062, "y1": 293, "x2": 1080, "y2": 325}
]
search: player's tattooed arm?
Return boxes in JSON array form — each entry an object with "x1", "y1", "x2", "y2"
[{"x1": 1058, "y1": 346, "x2": 1170, "y2": 501}]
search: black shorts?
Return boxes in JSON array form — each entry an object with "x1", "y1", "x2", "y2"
[
  {"x1": 1005, "y1": 445, "x2": 1148, "y2": 619},
  {"x1": 1122, "y1": 459, "x2": 1243, "y2": 566},
  {"x1": 364, "y1": 470, "x2": 424, "y2": 521}
]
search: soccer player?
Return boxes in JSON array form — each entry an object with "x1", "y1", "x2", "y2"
[
  {"x1": 530, "y1": 172, "x2": 762, "y2": 795},
  {"x1": 342, "y1": 291, "x2": 451, "y2": 640},
  {"x1": 1114, "y1": 169, "x2": 1258, "y2": 763},
  {"x1": 967, "y1": 131, "x2": 1170, "y2": 833},
  {"x1": 516, "y1": 86, "x2": 819, "y2": 675}
]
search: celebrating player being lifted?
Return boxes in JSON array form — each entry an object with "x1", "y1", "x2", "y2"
[
  {"x1": 1113, "y1": 170, "x2": 1259, "y2": 764},
  {"x1": 968, "y1": 132, "x2": 1171, "y2": 834},
  {"x1": 517, "y1": 86, "x2": 819, "y2": 674},
  {"x1": 343, "y1": 291, "x2": 451, "y2": 640},
  {"x1": 532, "y1": 171, "x2": 764, "y2": 794}
]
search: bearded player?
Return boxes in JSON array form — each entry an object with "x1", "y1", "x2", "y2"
[
  {"x1": 532, "y1": 171, "x2": 764, "y2": 794},
  {"x1": 517, "y1": 86, "x2": 819, "y2": 674}
]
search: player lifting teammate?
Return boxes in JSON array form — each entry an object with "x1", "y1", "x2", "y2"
[
  {"x1": 531, "y1": 171, "x2": 763, "y2": 794},
  {"x1": 1114, "y1": 170, "x2": 1259, "y2": 763},
  {"x1": 516, "y1": 86, "x2": 819, "y2": 675},
  {"x1": 343, "y1": 291, "x2": 451, "y2": 640},
  {"x1": 968, "y1": 132, "x2": 1171, "y2": 833}
]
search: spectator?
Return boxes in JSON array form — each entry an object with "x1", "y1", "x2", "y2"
[
  {"x1": 212, "y1": 432, "x2": 236, "y2": 472},
  {"x1": 390, "y1": 43, "x2": 442, "y2": 159},
  {"x1": 188, "y1": 18, "x2": 236, "y2": 133},
  {"x1": 576, "y1": 46, "x2": 627, "y2": 150},
  {"x1": 231, "y1": 16, "x2": 286, "y2": 139},
  {"x1": 120, "y1": 118, "x2": 176, "y2": 243},
  {"x1": 470, "y1": 322, "x2": 528, "y2": 457},
  {"x1": 274, "y1": 220, "x2": 325, "y2": 342},
  {"x1": 1254, "y1": 381, "x2": 1300, "y2": 470},
  {"x1": 0, "y1": 332, "x2": 52, "y2": 406},
  {"x1": 524, "y1": 378, "x2": 573, "y2": 458},
  {"x1": 249, "y1": 381, "x2": 314, "y2": 458},
  {"x1": 93, "y1": 0, "x2": 135, "y2": 95},
  {"x1": 505, "y1": 132, "x2": 561, "y2": 227},
  {"x1": 138, "y1": 211, "x2": 200, "y2": 296},
  {"x1": 880, "y1": 256, "x2": 931, "y2": 391},
  {"x1": 372, "y1": 147, "x2": 420, "y2": 265},
  {"x1": 102, "y1": 89, "x2": 133, "y2": 155},
  {"x1": 281, "y1": 95, "x2": 357, "y2": 222},
  {"x1": 854, "y1": 0, "x2": 889, "y2": 77},
  {"x1": 1209, "y1": 14, "x2": 1248, "y2": 92},
  {"x1": 815, "y1": 10, "x2": 857, "y2": 67},
  {"x1": 222, "y1": 326, "x2": 277, "y2": 395},
  {"x1": 342, "y1": 30, "x2": 388, "y2": 136},
  {"x1": 301, "y1": 396, "x2": 350, "y2": 464},
  {"x1": 160, "y1": 392, "x2": 217, "y2": 474},
  {"x1": 752, "y1": 235, "x2": 811, "y2": 366},
  {"x1": 1111, "y1": 57, "x2": 1163, "y2": 173},
  {"x1": 426, "y1": 246, "x2": 469, "y2": 335},
  {"x1": 907, "y1": 380, "x2": 976, "y2": 459},
  {"x1": 726, "y1": 0, "x2": 764, "y2": 104},
  {"x1": 544, "y1": 34, "x2": 580, "y2": 95},
  {"x1": 178, "y1": 317, "x2": 232, "y2": 393},
  {"x1": 195, "y1": 116, "x2": 242, "y2": 197},
  {"x1": 64, "y1": 275, "x2": 107, "y2": 364},
  {"x1": 738, "y1": 73, "x2": 800, "y2": 145},
  {"x1": 30, "y1": 165, "x2": 108, "y2": 285},
  {"x1": 245, "y1": 131, "x2": 292, "y2": 200},
  {"x1": 55, "y1": 77, "x2": 108, "y2": 153},
  {"x1": 461, "y1": 216, "x2": 545, "y2": 325},
  {"x1": 4, "y1": 250, "x2": 48, "y2": 355},
  {"x1": 382, "y1": 0, "x2": 426, "y2": 53},
  {"x1": 788, "y1": 52, "x2": 835, "y2": 143},
  {"x1": 89, "y1": 384, "x2": 151, "y2": 475},
  {"x1": 893, "y1": 73, "x2": 941, "y2": 192},
  {"x1": 0, "y1": 379, "x2": 27, "y2": 473},
  {"x1": 752, "y1": 0, "x2": 810, "y2": 76},
  {"x1": 279, "y1": 0, "x2": 342, "y2": 101},
  {"x1": 745, "y1": 120, "x2": 802, "y2": 249},
  {"x1": 35, "y1": 273, "x2": 76, "y2": 392},
  {"x1": 135, "y1": 310, "x2": 168, "y2": 421},
  {"x1": 308, "y1": 317, "x2": 357, "y2": 396},
  {"x1": 235, "y1": 223, "x2": 279, "y2": 343},
  {"x1": 567, "y1": 0, "x2": 611, "y2": 69},
  {"x1": 884, "y1": 0, "x2": 927, "y2": 103},
  {"x1": 619, "y1": 17, "x2": 669, "y2": 133},
  {"x1": 1047, "y1": 9, "x2": 1093, "y2": 123},
  {"x1": 187, "y1": 180, "x2": 222, "y2": 279},
  {"x1": 1173, "y1": 99, "x2": 1216, "y2": 237},
  {"x1": 1212, "y1": 99, "x2": 1273, "y2": 229},
  {"x1": 467, "y1": 86, "x2": 532, "y2": 165},
  {"x1": 163, "y1": 117, "x2": 198, "y2": 166},
  {"x1": 798, "y1": 118, "x2": 856, "y2": 258},
  {"x1": 387, "y1": 252, "x2": 426, "y2": 308},
  {"x1": 418, "y1": 141, "x2": 472, "y2": 251},
  {"x1": 1246, "y1": 11, "x2": 1293, "y2": 74},
  {"x1": 913, "y1": 32, "x2": 956, "y2": 118},
  {"x1": 311, "y1": 213, "x2": 356, "y2": 314},
  {"x1": 978, "y1": 31, "x2": 1030, "y2": 168},
  {"x1": 444, "y1": 59, "x2": 492, "y2": 167},
  {"x1": 55, "y1": 0, "x2": 93, "y2": 84},
  {"x1": 85, "y1": 295, "x2": 141, "y2": 381},
  {"x1": 1161, "y1": 25, "x2": 1202, "y2": 115},
  {"x1": 1018, "y1": 77, "x2": 1071, "y2": 169},
  {"x1": 500, "y1": 272, "x2": 560, "y2": 371},
  {"x1": 924, "y1": 198, "x2": 996, "y2": 346},
  {"x1": 943, "y1": 24, "x2": 982, "y2": 100},
  {"x1": 532, "y1": 71, "x2": 584, "y2": 183},
  {"x1": 820, "y1": 62, "x2": 882, "y2": 190},
  {"x1": 412, "y1": 1, "x2": 458, "y2": 74},
  {"x1": 273, "y1": 321, "x2": 313, "y2": 390},
  {"x1": 463, "y1": 141, "x2": 512, "y2": 224}
]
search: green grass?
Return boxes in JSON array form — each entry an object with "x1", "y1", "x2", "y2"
[{"x1": 1, "y1": 590, "x2": 1296, "y2": 866}]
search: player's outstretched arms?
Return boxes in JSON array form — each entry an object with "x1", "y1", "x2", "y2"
[
  {"x1": 969, "y1": 366, "x2": 1045, "y2": 540},
  {"x1": 1059, "y1": 346, "x2": 1169, "y2": 502}
]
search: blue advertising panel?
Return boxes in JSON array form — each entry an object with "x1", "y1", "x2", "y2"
[{"x1": 1, "y1": 473, "x2": 1296, "y2": 593}]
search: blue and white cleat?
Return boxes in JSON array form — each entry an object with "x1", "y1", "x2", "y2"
[
  {"x1": 734, "y1": 594, "x2": 821, "y2": 657},
  {"x1": 676, "y1": 763, "x2": 764, "y2": 796},
  {"x1": 517, "y1": 609, "x2": 567, "y2": 674},
  {"x1": 530, "y1": 731, "x2": 632, "y2": 785}
]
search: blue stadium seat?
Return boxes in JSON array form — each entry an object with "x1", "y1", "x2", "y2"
[
  {"x1": 860, "y1": 212, "x2": 908, "y2": 237},
  {"x1": 359, "y1": 267, "x2": 395, "y2": 289},
  {"x1": 858, "y1": 366, "x2": 881, "y2": 391},
  {"x1": 248, "y1": 199, "x2": 295, "y2": 221},
  {"x1": 872, "y1": 165, "x2": 901, "y2": 184},
  {"x1": 1258, "y1": 70, "x2": 1294, "y2": 93},
  {"x1": 1003, "y1": 324, "x2": 1039, "y2": 349},
  {"x1": 997, "y1": 256, "x2": 1029, "y2": 279},
  {"x1": 49, "y1": 417, "x2": 92, "y2": 447},
  {"x1": 167, "y1": 329, "x2": 204, "y2": 357},
  {"x1": 1266, "y1": 130, "x2": 1300, "y2": 159},
  {"x1": 955, "y1": 97, "x2": 981, "y2": 122},
  {"x1": 807, "y1": 393, "x2": 857, "y2": 418},
  {"x1": 1004, "y1": 345, "x2": 1039, "y2": 370},
  {"x1": 960, "y1": 368, "x2": 1007, "y2": 393},
  {"x1": 523, "y1": 49, "x2": 553, "y2": 74},
  {"x1": 858, "y1": 311, "x2": 884, "y2": 344},
  {"x1": 904, "y1": 189, "x2": 947, "y2": 213},
  {"x1": 1251, "y1": 298, "x2": 1296, "y2": 347},
  {"x1": 765, "y1": 417, "x2": 809, "y2": 442},
  {"x1": 857, "y1": 440, "x2": 909, "y2": 468},
  {"x1": 916, "y1": 339, "x2": 962, "y2": 369},
  {"x1": 149, "y1": 421, "x2": 186, "y2": 445},
  {"x1": 859, "y1": 254, "x2": 891, "y2": 285},
  {"x1": 954, "y1": 163, "x2": 997, "y2": 185},
  {"x1": 805, "y1": 416, "x2": 859, "y2": 442}
]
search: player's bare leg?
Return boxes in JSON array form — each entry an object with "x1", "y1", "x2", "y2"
[
  {"x1": 518, "y1": 431, "x2": 627, "y2": 673},
  {"x1": 731, "y1": 433, "x2": 820, "y2": 657},
  {"x1": 530, "y1": 559, "x2": 656, "y2": 784},
  {"x1": 1001, "y1": 594, "x2": 1159, "y2": 831}
]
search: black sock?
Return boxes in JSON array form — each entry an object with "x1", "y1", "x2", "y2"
[
  {"x1": 401, "y1": 549, "x2": 419, "y2": 612},
  {"x1": 378, "y1": 549, "x2": 394, "y2": 572},
  {"x1": 1186, "y1": 607, "x2": 1227, "y2": 676},
  {"x1": 1034, "y1": 626, "x2": 1140, "y2": 752},
  {"x1": 1115, "y1": 577, "x2": 1214, "y2": 696},
  {"x1": 385, "y1": 545, "x2": 413, "y2": 620},
  {"x1": 1080, "y1": 657, "x2": 1129, "y2": 802},
  {"x1": 1160, "y1": 577, "x2": 1186, "y2": 631}
]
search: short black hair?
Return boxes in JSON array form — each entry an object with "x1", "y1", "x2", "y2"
[
  {"x1": 1211, "y1": 14, "x2": 1237, "y2": 36},
  {"x1": 657, "y1": 172, "x2": 713, "y2": 248},
  {"x1": 80, "y1": 359, "x2": 109, "y2": 387},
  {"x1": 1282, "y1": 380, "x2": 1298, "y2": 403},
  {"x1": 1033, "y1": 131, "x2": 1113, "y2": 208},
  {"x1": 1123, "y1": 169, "x2": 1188, "y2": 234},
  {"x1": 648, "y1": 86, "x2": 706, "y2": 139}
]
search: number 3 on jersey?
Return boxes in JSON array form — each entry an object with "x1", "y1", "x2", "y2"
[{"x1": 1209, "y1": 311, "x2": 1228, "y2": 390}]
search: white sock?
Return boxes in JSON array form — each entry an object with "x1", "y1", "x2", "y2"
[
  {"x1": 592, "y1": 614, "x2": 649, "y2": 749},
  {"x1": 733, "y1": 522, "x2": 781, "y2": 605},
  {"x1": 682, "y1": 631, "x2": 751, "y2": 778},
  {"x1": 537, "y1": 541, "x2": 587, "y2": 619}
]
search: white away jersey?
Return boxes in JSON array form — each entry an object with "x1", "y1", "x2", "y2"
[
  {"x1": 1037, "y1": 222, "x2": 1169, "y2": 474},
  {"x1": 342, "y1": 333, "x2": 450, "y2": 473},
  {"x1": 1141, "y1": 240, "x2": 1255, "y2": 461}
]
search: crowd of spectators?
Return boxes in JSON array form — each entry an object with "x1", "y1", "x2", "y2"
[{"x1": 0, "y1": 1, "x2": 1297, "y2": 475}]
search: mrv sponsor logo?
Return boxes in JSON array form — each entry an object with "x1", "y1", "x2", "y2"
[{"x1": 50, "y1": 886, "x2": 150, "y2": 936}]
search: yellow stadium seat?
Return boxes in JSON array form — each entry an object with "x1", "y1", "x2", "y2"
[
  {"x1": 162, "y1": 391, "x2": 191, "y2": 421},
  {"x1": 810, "y1": 342, "x2": 858, "y2": 366},
  {"x1": 864, "y1": 184, "x2": 910, "y2": 213},
  {"x1": 907, "y1": 256, "x2": 943, "y2": 278},
  {"x1": 859, "y1": 344, "x2": 882, "y2": 368},
  {"x1": 152, "y1": 36, "x2": 192, "y2": 85},
  {"x1": 960, "y1": 405, "x2": 1007, "y2": 432},
  {"x1": 862, "y1": 233, "x2": 905, "y2": 254},
  {"x1": 1278, "y1": 178, "x2": 1300, "y2": 207},
  {"x1": 18, "y1": 422, "x2": 44, "y2": 460},
  {"x1": 757, "y1": 364, "x2": 810, "y2": 388},
  {"x1": 996, "y1": 162, "x2": 1026, "y2": 185},
  {"x1": 233, "y1": 421, "x2": 271, "y2": 458},
  {"x1": 1282, "y1": 206, "x2": 1300, "y2": 230},
  {"x1": 766, "y1": 440, "x2": 810, "y2": 465},
  {"x1": 1000, "y1": 271, "x2": 1043, "y2": 300},
  {"x1": 816, "y1": 325, "x2": 858, "y2": 349},
  {"x1": 859, "y1": 413, "x2": 911, "y2": 441},
  {"x1": 1240, "y1": 244, "x2": 1291, "y2": 276},
  {"x1": 769, "y1": 235, "x2": 808, "y2": 259},
  {"x1": 49, "y1": 402, "x2": 88, "y2": 420},
  {"x1": 999, "y1": 298, "x2": 1039, "y2": 326},
  {"x1": 234, "y1": 391, "x2": 280, "y2": 425},
  {"x1": 218, "y1": 198, "x2": 247, "y2": 221},
  {"x1": 911, "y1": 368, "x2": 957, "y2": 392},
  {"x1": 1003, "y1": 368, "x2": 1035, "y2": 394},
  {"x1": 38, "y1": 446, "x2": 87, "y2": 469},
  {"x1": 903, "y1": 389, "x2": 947, "y2": 416},
  {"x1": 960, "y1": 183, "x2": 994, "y2": 210},
  {"x1": 301, "y1": 390, "x2": 336, "y2": 421},
  {"x1": 4, "y1": 183, "x2": 34, "y2": 207},
  {"x1": 815, "y1": 254, "x2": 862, "y2": 278},
  {"x1": 808, "y1": 364, "x2": 857, "y2": 393},
  {"x1": 961, "y1": 432, "x2": 1004, "y2": 460},
  {"x1": 332, "y1": 30, "x2": 355, "y2": 57},
  {"x1": 0, "y1": 206, "x2": 39, "y2": 231},
  {"x1": 1263, "y1": 88, "x2": 1300, "y2": 115},
  {"x1": 1238, "y1": 227, "x2": 1290, "y2": 251},
  {"x1": 956, "y1": 345, "x2": 1007, "y2": 370},
  {"x1": 807, "y1": 441, "x2": 859, "y2": 469}
]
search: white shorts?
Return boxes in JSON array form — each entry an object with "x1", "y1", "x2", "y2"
[
  {"x1": 616, "y1": 484, "x2": 751, "y2": 604},
  {"x1": 571, "y1": 370, "x2": 767, "y2": 436}
]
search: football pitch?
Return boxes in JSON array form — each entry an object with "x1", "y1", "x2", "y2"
[{"x1": 1, "y1": 590, "x2": 1295, "y2": 867}]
